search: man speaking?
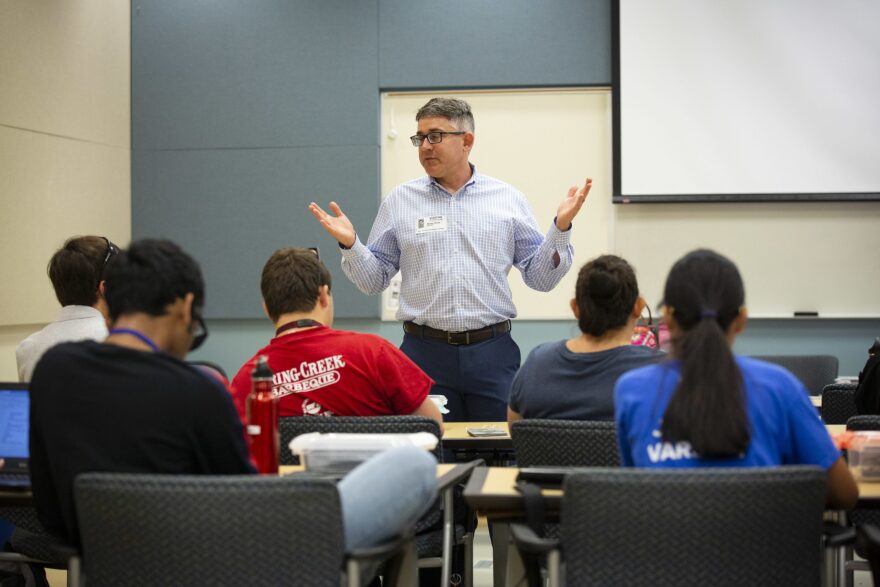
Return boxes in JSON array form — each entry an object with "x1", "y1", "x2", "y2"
[{"x1": 310, "y1": 97, "x2": 591, "y2": 421}]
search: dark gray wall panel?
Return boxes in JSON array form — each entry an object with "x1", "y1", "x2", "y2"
[
  {"x1": 132, "y1": 146, "x2": 380, "y2": 319},
  {"x1": 378, "y1": 0, "x2": 611, "y2": 89},
  {"x1": 132, "y1": 0, "x2": 379, "y2": 150}
]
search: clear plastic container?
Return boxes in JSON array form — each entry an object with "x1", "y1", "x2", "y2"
[
  {"x1": 288, "y1": 432, "x2": 439, "y2": 474},
  {"x1": 847, "y1": 432, "x2": 880, "y2": 481}
]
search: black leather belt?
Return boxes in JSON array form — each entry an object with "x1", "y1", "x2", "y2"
[{"x1": 403, "y1": 320, "x2": 511, "y2": 346}]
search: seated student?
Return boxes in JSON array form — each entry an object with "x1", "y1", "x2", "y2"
[
  {"x1": 507, "y1": 255, "x2": 662, "y2": 424},
  {"x1": 614, "y1": 249, "x2": 858, "y2": 509},
  {"x1": 230, "y1": 247, "x2": 443, "y2": 432},
  {"x1": 28, "y1": 239, "x2": 436, "y2": 552},
  {"x1": 16, "y1": 236, "x2": 117, "y2": 381}
]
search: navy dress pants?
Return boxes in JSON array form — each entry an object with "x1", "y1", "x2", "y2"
[{"x1": 400, "y1": 331, "x2": 521, "y2": 422}]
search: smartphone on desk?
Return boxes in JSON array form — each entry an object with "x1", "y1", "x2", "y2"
[{"x1": 466, "y1": 427, "x2": 507, "y2": 437}]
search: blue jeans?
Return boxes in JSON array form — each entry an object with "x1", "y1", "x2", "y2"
[
  {"x1": 337, "y1": 446, "x2": 437, "y2": 552},
  {"x1": 401, "y1": 331, "x2": 521, "y2": 422}
]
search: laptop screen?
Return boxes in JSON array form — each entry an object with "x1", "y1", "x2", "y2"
[{"x1": 0, "y1": 384, "x2": 29, "y2": 474}]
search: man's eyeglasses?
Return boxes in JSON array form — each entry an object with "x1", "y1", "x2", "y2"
[
  {"x1": 189, "y1": 310, "x2": 209, "y2": 352},
  {"x1": 410, "y1": 131, "x2": 466, "y2": 147},
  {"x1": 98, "y1": 236, "x2": 120, "y2": 288}
]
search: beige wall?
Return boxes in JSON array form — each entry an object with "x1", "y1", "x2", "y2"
[{"x1": 0, "y1": 1, "x2": 131, "y2": 380}]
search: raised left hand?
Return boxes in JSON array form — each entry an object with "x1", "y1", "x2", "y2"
[{"x1": 556, "y1": 177, "x2": 592, "y2": 231}]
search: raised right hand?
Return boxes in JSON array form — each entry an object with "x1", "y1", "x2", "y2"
[{"x1": 309, "y1": 201, "x2": 357, "y2": 248}]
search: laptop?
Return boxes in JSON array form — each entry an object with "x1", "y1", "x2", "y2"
[{"x1": 0, "y1": 383, "x2": 31, "y2": 489}]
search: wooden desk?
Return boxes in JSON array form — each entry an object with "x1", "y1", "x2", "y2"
[
  {"x1": 812, "y1": 395, "x2": 822, "y2": 408},
  {"x1": 441, "y1": 422, "x2": 511, "y2": 450}
]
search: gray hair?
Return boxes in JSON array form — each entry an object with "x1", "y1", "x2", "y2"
[{"x1": 415, "y1": 97, "x2": 475, "y2": 133}]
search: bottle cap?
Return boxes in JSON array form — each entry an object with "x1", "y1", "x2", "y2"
[{"x1": 252, "y1": 355, "x2": 273, "y2": 379}]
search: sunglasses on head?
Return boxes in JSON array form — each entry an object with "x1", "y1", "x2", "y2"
[{"x1": 98, "y1": 237, "x2": 120, "y2": 289}]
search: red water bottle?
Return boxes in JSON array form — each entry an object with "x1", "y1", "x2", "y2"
[{"x1": 246, "y1": 355, "x2": 279, "y2": 474}]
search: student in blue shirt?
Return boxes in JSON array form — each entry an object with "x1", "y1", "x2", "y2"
[{"x1": 614, "y1": 249, "x2": 858, "y2": 509}]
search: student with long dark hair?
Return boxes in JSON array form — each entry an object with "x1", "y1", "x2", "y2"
[
  {"x1": 508, "y1": 255, "x2": 662, "y2": 424},
  {"x1": 614, "y1": 249, "x2": 857, "y2": 508}
]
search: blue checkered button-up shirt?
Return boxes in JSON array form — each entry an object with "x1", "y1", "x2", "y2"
[{"x1": 340, "y1": 167, "x2": 574, "y2": 331}]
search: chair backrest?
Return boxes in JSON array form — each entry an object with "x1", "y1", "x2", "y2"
[
  {"x1": 847, "y1": 415, "x2": 880, "y2": 431},
  {"x1": 821, "y1": 383, "x2": 859, "y2": 424},
  {"x1": 510, "y1": 419, "x2": 619, "y2": 467},
  {"x1": 74, "y1": 473, "x2": 344, "y2": 587},
  {"x1": 561, "y1": 467, "x2": 826, "y2": 587},
  {"x1": 278, "y1": 416, "x2": 443, "y2": 465},
  {"x1": 751, "y1": 355, "x2": 839, "y2": 395}
]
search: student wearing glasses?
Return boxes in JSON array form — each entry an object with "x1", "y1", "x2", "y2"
[
  {"x1": 614, "y1": 249, "x2": 858, "y2": 508},
  {"x1": 310, "y1": 97, "x2": 593, "y2": 422},
  {"x1": 16, "y1": 235, "x2": 119, "y2": 381},
  {"x1": 28, "y1": 239, "x2": 437, "y2": 554}
]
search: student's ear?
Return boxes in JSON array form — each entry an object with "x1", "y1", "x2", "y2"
[
  {"x1": 317, "y1": 285, "x2": 331, "y2": 309},
  {"x1": 662, "y1": 305, "x2": 678, "y2": 333},
  {"x1": 98, "y1": 280, "x2": 107, "y2": 296},
  {"x1": 261, "y1": 301, "x2": 271, "y2": 321},
  {"x1": 182, "y1": 292, "x2": 195, "y2": 324},
  {"x1": 570, "y1": 298, "x2": 580, "y2": 319},
  {"x1": 632, "y1": 297, "x2": 646, "y2": 318},
  {"x1": 732, "y1": 306, "x2": 748, "y2": 335}
]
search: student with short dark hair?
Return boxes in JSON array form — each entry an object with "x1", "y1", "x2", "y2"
[
  {"x1": 16, "y1": 236, "x2": 118, "y2": 381},
  {"x1": 29, "y1": 239, "x2": 437, "y2": 553},
  {"x1": 507, "y1": 255, "x2": 662, "y2": 424},
  {"x1": 615, "y1": 249, "x2": 858, "y2": 509},
  {"x1": 230, "y1": 247, "x2": 443, "y2": 431}
]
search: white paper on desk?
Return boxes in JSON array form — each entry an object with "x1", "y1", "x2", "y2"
[{"x1": 385, "y1": 276, "x2": 402, "y2": 311}]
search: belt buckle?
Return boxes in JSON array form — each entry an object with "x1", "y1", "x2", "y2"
[{"x1": 447, "y1": 331, "x2": 470, "y2": 345}]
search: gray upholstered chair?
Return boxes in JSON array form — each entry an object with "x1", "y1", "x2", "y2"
[
  {"x1": 512, "y1": 466, "x2": 827, "y2": 587},
  {"x1": 0, "y1": 505, "x2": 80, "y2": 587},
  {"x1": 73, "y1": 473, "x2": 415, "y2": 587},
  {"x1": 279, "y1": 415, "x2": 442, "y2": 465},
  {"x1": 278, "y1": 416, "x2": 472, "y2": 587},
  {"x1": 510, "y1": 419, "x2": 619, "y2": 467},
  {"x1": 821, "y1": 382, "x2": 859, "y2": 424},
  {"x1": 751, "y1": 354, "x2": 839, "y2": 395}
]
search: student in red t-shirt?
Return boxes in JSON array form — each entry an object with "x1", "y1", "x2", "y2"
[{"x1": 230, "y1": 247, "x2": 444, "y2": 432}]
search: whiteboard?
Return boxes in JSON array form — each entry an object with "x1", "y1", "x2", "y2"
[
  {"x1": 379, "y1": 89, "x2": 613, "y2": 320},
  {"x1": 617, "y1": 0, "x2": 880, "y2": 200},
  {"x1": 380, "y1": 89, "x2": 880, "y2": 320}
]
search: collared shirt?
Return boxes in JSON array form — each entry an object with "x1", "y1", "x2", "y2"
[
  {"x1": 16, "y1": 305, "x2": 108, "y2": 381},
  {"x1": 341, "y1": 167, "x2": 574, "y2": 331}
]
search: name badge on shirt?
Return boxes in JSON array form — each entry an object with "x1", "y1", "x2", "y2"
[{"x1": 416, "y1": 215, "x2": 447, "y2": 233}]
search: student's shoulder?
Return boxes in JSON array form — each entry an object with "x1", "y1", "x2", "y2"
[
  {"x1": 616, "y1": 360, "x2": 667, "y2": 390},
  {"x1": 737, "y1": 355, "x2": 807, "y2": 398},
  {"x1": 323, "y1": 329, "x2": 398, "y2": 354}
]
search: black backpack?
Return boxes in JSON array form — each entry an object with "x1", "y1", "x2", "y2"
[{"x1": 855, "y1": 338, "x2": 880, "y2": 414}]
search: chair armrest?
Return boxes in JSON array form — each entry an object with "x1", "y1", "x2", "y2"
[
  {"x1": 437, "y1": 459, "x2": 485, "y2": 493},
  {"x1": 824, "y1": 521, "x2": 858, "y2": 548},
  {"x1": 347, "y1": 531, "x2": 412, "y2": 564},
  {"x1": 510, "y1": 522, "x2": 560, "y2": 556}
]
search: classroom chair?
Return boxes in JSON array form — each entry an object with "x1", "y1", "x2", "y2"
[
  {"x1": 279, "y1": 415, "x2": 476, "y2": 587},
  {"x1": 751, "y1": 354, "x2": 839, "y2": 395},
  {"x1": 0, "y1": 505, "x2": 80, "y2": 586},
  {"x1": 511, "y1": 466, "x2": 827, "y2": 587},
  {"x1": 821, "y1": 383, "x2": 859, "y2": 424},
  {"x1": 510, "y1": 419, "x2": 619, "y2": 467},
  {"x1": 73, "y1": 473, "x2": 416, "y2": 587}
]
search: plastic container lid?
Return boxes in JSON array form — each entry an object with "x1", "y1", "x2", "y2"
[{"x1": 288, "y1": 431, "x2": 439, "y2": 456}]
